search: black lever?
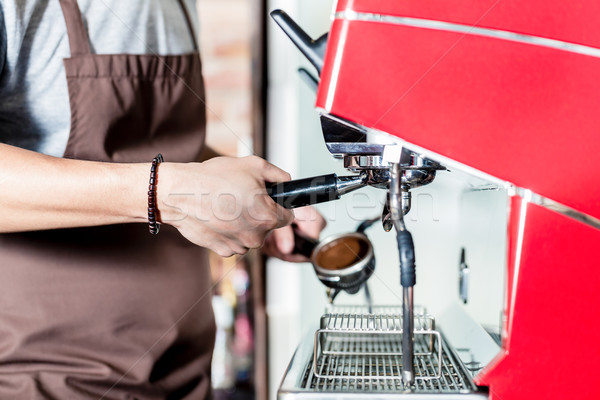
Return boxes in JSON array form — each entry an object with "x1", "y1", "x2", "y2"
[
  {"x1": 291, "y1": 225, "x2": 318, "y2": 258},
  {"x1": 270, "y1": 9, "x2": 328, "y2": 75},
  {"x1": 266, "y1": 173, "x2": 367, "y2": 209}
]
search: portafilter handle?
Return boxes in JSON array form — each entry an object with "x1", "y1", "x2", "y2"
[
  {"x1": 265, "y1": 173, "x2": 367, "y2": 209},
  {"x1": 291, "y1": 225, "x2": 318, "y2": 258}
]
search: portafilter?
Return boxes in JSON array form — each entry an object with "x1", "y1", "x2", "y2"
[{"x1": 291, "y1": 226, "x2": 375, "y2": 303}]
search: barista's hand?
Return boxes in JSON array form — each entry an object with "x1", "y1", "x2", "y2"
[
  {"x1": 262, "y1": 206, "x2": 327, "y2": 262},
  {"x1": 158, "y1": 156, "x2": 294, "y2": 257}
]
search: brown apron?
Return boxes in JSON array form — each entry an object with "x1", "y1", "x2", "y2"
[{"x1": 0, "y1": 1, "x2": 215, "y2": 399}]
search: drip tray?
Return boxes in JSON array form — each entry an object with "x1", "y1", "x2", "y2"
[
  {"x1": 307, "y1": 336, "x2": 471, "y2": 392},
  {"x1": 278, "y1": 307, "x2": 487, "y2": 399}
]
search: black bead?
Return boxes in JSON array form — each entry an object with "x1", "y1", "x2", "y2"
[{"x1": 147, "y1": 154, "x2": 164, "y2": 235}]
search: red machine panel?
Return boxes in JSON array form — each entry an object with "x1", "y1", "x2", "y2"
[
  {"x1": 475, "y1": 198, "x2": 600, "y2": 399},
  {"x1": 335, "y1": 0, "x2": 600, "y2": 49},
  {"x1": 316, "y1": 2, "x2": 600, "y2": 220}
]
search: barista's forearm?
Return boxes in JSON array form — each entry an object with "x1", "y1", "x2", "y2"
[{"x1": 0, "y1": 143, "x2": 148, "y2": 232}]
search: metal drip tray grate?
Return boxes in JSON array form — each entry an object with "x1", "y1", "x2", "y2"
[
  {"x1": 300, "y1": 306, "x2": 477, "y2": 394},
  {"x1": 314, "y1": 311, "x2": 441, "y2": 381},
  {"x1": 305, "y1": 335, "x2": 473, "y2": 392}
]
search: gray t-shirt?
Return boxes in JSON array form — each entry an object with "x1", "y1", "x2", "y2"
[{"x1": 0, "y1": 0, "x2": 198, "y2": 156}]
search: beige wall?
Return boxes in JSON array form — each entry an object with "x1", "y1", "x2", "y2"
[{"x1": 197, "y1": 0, "x2": 253, "y2": 157}]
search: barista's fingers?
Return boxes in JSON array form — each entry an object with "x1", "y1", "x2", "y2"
[
  {"x1": 245, "y1": 157, "x2": 294, "y2": 227},
  {"x1": 293, "y1": 206, "x2": 327, "y2": 239},
  {"x1": 282, "y1": 253, "x2": 310, "y2": 263},
  {"x1": 254, "y1": 157, "x2": 292, "y2": 184},
  {"x1": 275, "y1": 209, "x2": 294, "y2": 229},
  {"x1": 261, "y1": 234, "x2": 282, "y2": 258},
  {"x1": 222, "y1": 241, "x2": 249, "y2": 257},
  {"x1": 223, "y1": 236, "x2": 250, "y2": 255},
  {"x1": 206, "y1": 235, "x2": 246, "y2": 258},
  {"x1": 262, "y1": 231, "x2": 310, "y2": 263},
  {"x1": 271, "y1": 226, "x2": 295, "y2": 255},
  {"x1": 265, "y1": 202, "x2": 294, "y2": 230},
  {"x1": 212, "y1": 244, "x2": 236, "y2": 258}
]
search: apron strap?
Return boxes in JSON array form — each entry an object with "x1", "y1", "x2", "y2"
[
  {"x1": 58, "y1": 0, "x2": 92, "y2": 57},
  {"x1": 177, "y1": 0, "x2": 199, "y2": 52}
]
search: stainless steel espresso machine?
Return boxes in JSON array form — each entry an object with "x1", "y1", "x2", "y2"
[{"x1": 268, "y1": 1, "x2": 600, "y2": 400}]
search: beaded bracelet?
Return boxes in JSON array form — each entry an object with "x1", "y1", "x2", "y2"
[{"x1": 148, "y1": 154, "x2": 164, "y2": 234}]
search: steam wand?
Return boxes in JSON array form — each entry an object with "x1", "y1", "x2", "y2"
[{"x1": 389, "y1": 163, "x2": 416, "y2": 387}]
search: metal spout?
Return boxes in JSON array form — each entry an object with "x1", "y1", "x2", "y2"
[
  {"x1": 336, "y1": 173, "x2": 368, "y2": 195},
  {"x1": 401, "y1": 190, "x2": 412, "y2": 216},
  {"x1": 326, "y1": 288, "x2": 341, "y2": 303}
]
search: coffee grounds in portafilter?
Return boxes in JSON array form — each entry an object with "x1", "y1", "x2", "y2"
[{"x1": 315, "y1": 237, "x2": 369, "y2": 270}]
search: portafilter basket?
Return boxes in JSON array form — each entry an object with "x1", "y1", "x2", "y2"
[{"x1": 292, "y1": 227, "x2": 375, "y2": 300}]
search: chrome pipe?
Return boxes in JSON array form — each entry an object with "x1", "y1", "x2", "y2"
[
  {"x1": 390, "y1": 162, "x2": 416, "y2": 387},
  {"x1": 402, "y1": 286, "x2": 415, "y2": 386},
  {"x1": 389, "y1": 163, "x2": 406, "y2": 232}
]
